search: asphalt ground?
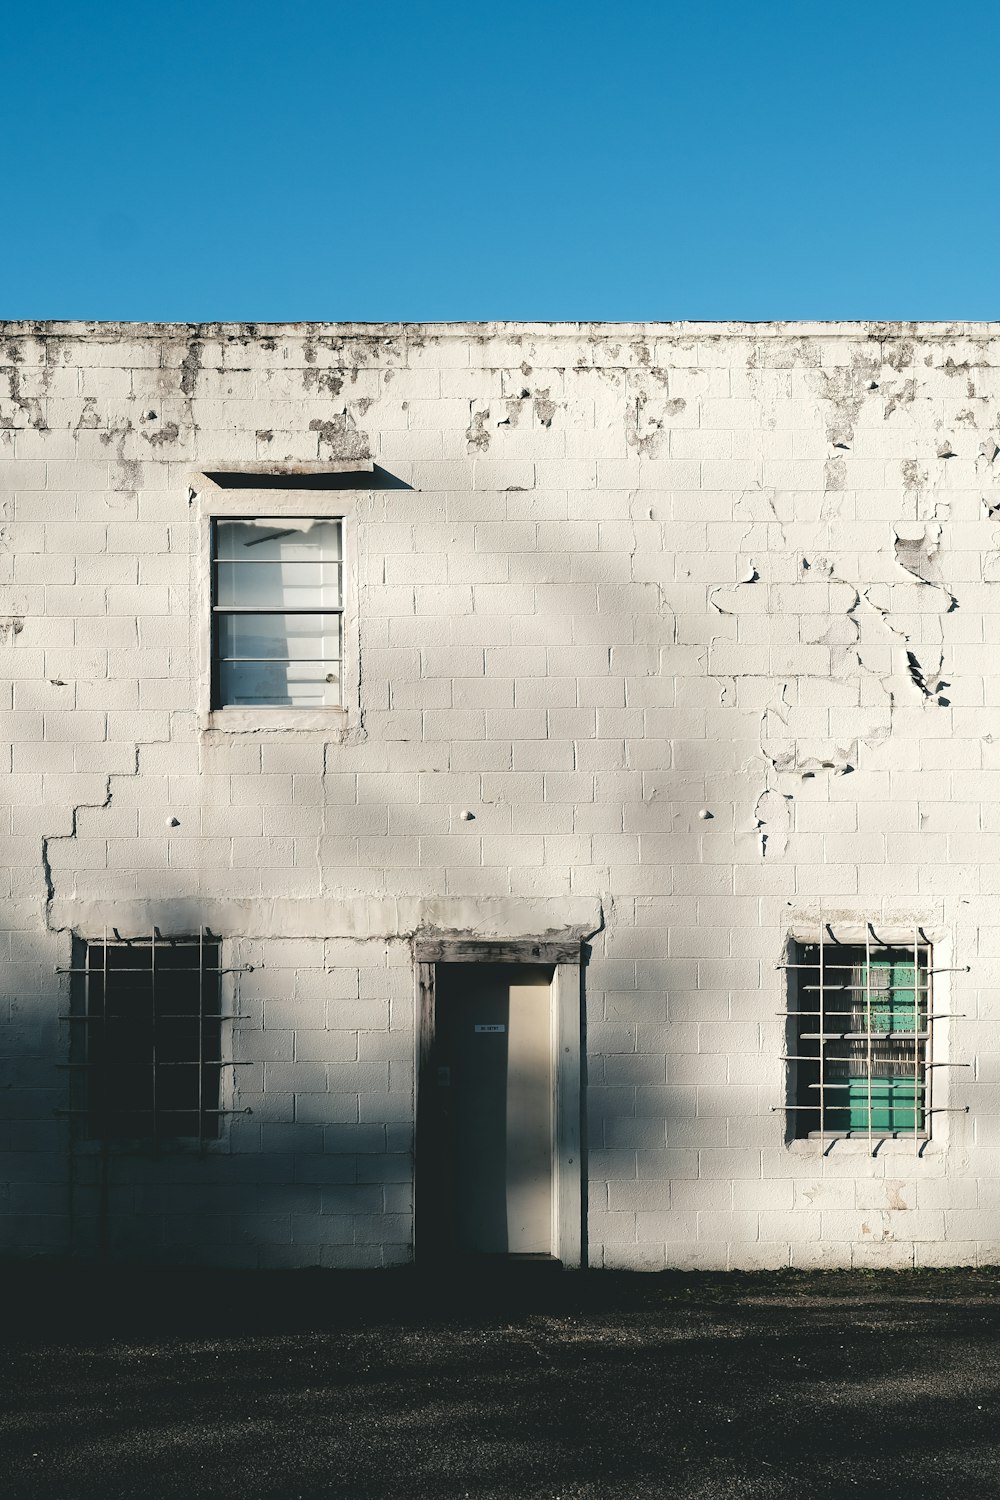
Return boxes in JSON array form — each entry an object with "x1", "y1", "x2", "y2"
[{"x1": 3, "y1": 1266, "x2": 1000, "y2": 1499}]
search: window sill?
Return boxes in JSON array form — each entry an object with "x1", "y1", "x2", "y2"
[
  {"x1": 71, "y1": 1137, "x2": 228, "y2": 1154},
  {"x1": 204, "y1": 706, "x2": 351, "y2": 735}
]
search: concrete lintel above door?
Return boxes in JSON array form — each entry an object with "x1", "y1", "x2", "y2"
[{"x1": 412, "y1": 936, "x2": 585, "y2": 965}]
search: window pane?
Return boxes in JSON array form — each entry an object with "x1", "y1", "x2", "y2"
[
  {"x1": 217, "y1": 611, "x2": 341, "y2": 663},
  {"x1": 84, "y1": 943, "x2": 220, "y2": 1140},
  {"x1": 214, "y1": 518, "x2": 341, "y2": 563},
  {"x1": 824, "y1": 1076, "x2": 924, "y2": 1133},
  {"x1": 215, "y1": 560, "x2": 342, "y2": 609},
  {"x1": 219, "y1": 659, "x2": 341, "y2": 708},
  {"x1": 212, "y1": 521, "x2": 343, "y2": 712},
  {"x1": 792, "y1": 941, "x2": 930, "y2": 1138}
]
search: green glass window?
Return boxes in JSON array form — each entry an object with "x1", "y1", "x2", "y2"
[{"x1": 790, "y1": 941, "x2": 930, "y2": 1139}]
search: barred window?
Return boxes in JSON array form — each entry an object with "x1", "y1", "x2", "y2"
[
  {"x1": 211, "y1": 516, "x2": 343, "y2": 708},
  {"x1": 788, "y1": 937, "x2": 931, "y2": 1141},
  {"x1": 77, "y1": 938, "x2": 222, "y2": 1141}
]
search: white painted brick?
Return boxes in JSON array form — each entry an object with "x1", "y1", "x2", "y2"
[
  {"x1": 696, "y1": 1210, "x2": 759, "y2": 1241},
  {"x1": 917, "y1": 1241, "x2": 978, "y2": 1267},
  {"x1": 852, "y1": 1242, "x2": 915, "y2": 1269},
  {"x1": 3, "y1": 320, "x2": 998, "y2": 1269}
]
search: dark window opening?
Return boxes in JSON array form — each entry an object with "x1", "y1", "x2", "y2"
[
  {"x1": 789, "y1": 938, "x2": 931, "y2": 1140},
  {"x1": 81, "y1": 939, "x2": 222, "y2": 1141}
]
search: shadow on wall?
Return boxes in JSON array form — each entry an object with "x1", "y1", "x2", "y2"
[
  {"x1": 1, "y1": 934, "x2": 608, "y2": 1269},
  {"x1": 61, "y1": 1126, "x2": 415, "y2": 1270},
  {"x1": 203, "y1": 466, "x2": 413, "y2": 489},
  {"x1": 0, "y1": 932, "x2": 417, "y2": 1269}
]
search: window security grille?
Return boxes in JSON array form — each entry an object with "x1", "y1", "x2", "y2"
[
  {"x1": 74, "y1": 937, "x2": 223, "y2": 1141},
  {"x1": 786, "y1": 934, "x2": 933, "y2": 1148},
  {"x1": 211, "y1": 516, "x2": 343, "y2": 708}
]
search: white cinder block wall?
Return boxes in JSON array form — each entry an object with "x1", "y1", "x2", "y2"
[{"x1": 2, "y1": 320, "x2": 997, "y2": 1269}]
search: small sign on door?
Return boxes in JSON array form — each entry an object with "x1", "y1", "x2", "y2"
[{"x1": 475, "y1": 1023, "x2": 506, "y2": 1034}]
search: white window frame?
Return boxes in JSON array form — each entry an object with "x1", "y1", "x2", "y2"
[
  {"x1": 211, "y1": 514, "x2": 345, "y2": 712},
  {"x1": 193, "y1": 471, "x2": 363, "y2": 735},
  {"x1": 782, "y1": 922, "x2": 960, "y2": 1156}
]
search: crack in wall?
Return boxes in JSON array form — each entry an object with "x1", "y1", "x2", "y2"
[
  {"x1": 41, "y1": 771, "x2": 118, "y2": 930},
  {"x1": 891, "y1": 524, "x2": 955, "y2": 706},
  {"x1": 754, "y1": 787, "x2": 792, "y2": 858},
  {"x1": 10, "y1": 326, "x2": 991, "y2": 936}
]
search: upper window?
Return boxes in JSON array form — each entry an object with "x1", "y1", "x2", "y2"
[
  {"x1": 211, "y1": 516, "x2": 343, "y2": 708},
  {"x1": 788, "y1": 936, "x2": 931, "y2": 1142},
  {"x1": 76, "y1": 938, "x2": 222, "y2": 1141}
]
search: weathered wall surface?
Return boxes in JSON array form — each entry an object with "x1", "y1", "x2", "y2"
[{"x1": 2, "y1": 320, "x2": 998, "y2": 1268}]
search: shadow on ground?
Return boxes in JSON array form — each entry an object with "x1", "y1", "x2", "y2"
[{"x1": 3, "y1": 1266, "x2": 1000, "y2": 1499}]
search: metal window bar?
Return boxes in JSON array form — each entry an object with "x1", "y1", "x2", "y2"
[
  {"x1": 202, "y1": 924, "x2": 206, "y2": 1146},
  {"x1": 790, "y1": 927, "x2": 933, "y2": 1152},
  {"x1": 865, "y1": 923, "x2": 872, "y2": 1158},
  {"x1": 57, "y1": 1108, "x2": 253, "y2": 1120},
  {"x1": 914, "y1": 927, "x2": 922, "y2": 1157},
  {"x1": 59, "y1": 966, "x2": 252, "y2": 973},
  {"x1": 799, "y1": 1031, "x2": 930, "y2": 1040},
  {"x1": 82, "y1": 932, "x2": 222, "y2": 1142},
  {"x1": 150, "y1": 929, "x2": 157, "y2": 1143},
  {"x1": 102, "y1": 934, "x2": 107, "y2": 1143},
  {"x1": 818, "y1": 906, "x2": 825, "y2": 1153}
]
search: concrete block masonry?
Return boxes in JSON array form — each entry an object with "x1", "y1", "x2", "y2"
[{"x1": 1, "y1": 319, "x2": 999, "y2": 1268}]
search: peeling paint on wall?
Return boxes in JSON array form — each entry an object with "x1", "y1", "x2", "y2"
[{"x1": 0, "y1": 319, "x2": 996, "y2": 1273}]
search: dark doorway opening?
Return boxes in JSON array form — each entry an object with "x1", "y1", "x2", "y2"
[{"x1": 417, "y1": 963, "x2": 555, "y2": 1261}]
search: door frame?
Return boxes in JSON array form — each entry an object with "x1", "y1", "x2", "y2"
[{"x1": 413, "y1": 937, "x2": 584, "y2": 1268}]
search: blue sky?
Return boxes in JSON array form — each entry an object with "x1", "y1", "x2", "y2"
[{"x1": 4, "y1": 1, "x2": 998, "y2": 322}]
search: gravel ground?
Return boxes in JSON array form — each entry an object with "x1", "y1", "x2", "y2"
[{"x1": 3, "y1": 1266, "x2": 1000, "y2": 1499}]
